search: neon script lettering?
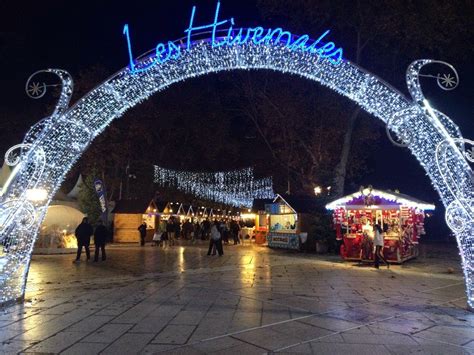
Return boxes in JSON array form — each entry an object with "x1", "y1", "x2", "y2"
[{"x1": 124, "y1": 2, "x2": 343, "y2": 74}]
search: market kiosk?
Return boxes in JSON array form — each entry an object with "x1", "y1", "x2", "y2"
[
  {"x1": 266, "y1": 194, "x2": 316, "y2": 250},
  {"x1": 112, "y1": 199, "x2": 158, "y2": 243},
  {"x1": 326, "y1": 187, "x2": 435, "y2": 263},
  {"x1": 237, "y1": 199, "x2": 273, "y2": 244}
]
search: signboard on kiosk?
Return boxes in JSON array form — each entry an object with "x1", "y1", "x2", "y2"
[{"x1": 267, "y1": 233, "x2": 300, "y2": 250}]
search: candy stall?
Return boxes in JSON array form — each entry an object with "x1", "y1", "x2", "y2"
[{"x1": 325, "y1": 187, "x2": 435, "y2": 263}]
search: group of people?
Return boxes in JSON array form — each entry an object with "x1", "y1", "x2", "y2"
[
  {"x1": 145, "y1": 217, "x2": 243, "y2": 252},
  {"x1": 74, "y1": 217, "x2": 107, "y2": 263},
  {"x1": 361, "y1": 219, "x2": 389, "y2": 269}
]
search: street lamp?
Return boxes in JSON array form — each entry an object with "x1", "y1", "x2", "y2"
[
  {"x1": 326, "y1": 186, "x2": 332, "y2": 195},
  {"x1": 314, "y1": 186, "x2": 322, "y2": 196}
]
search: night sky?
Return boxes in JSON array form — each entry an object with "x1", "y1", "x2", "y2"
[{"x1": 0, "y1": 1, "x2": 472, "y2": 239}]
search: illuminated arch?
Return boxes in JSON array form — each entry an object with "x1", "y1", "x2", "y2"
[{"x1": 0, "y1": 38, "x2": 472, "y2": 307}]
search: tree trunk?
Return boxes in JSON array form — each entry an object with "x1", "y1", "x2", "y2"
[
  {"x1": 333, "y1": 107, "x2": 361, "y2": 197},
  {"x1": 332, "y1": 25, "x2": 365, "y2": 198}
]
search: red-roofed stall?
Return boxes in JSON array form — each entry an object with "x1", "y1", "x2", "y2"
[{"x1": 325, "y1": 187, "x2": 435, "y2": 264}]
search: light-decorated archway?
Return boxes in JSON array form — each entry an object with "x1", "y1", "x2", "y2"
[{"x1": 0, "y1": 2, "x2": 472, "y2": 308}]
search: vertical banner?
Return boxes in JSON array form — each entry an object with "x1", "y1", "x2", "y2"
[{"x1": 94, "y1": 179, "x2": 107, "y2": 223}]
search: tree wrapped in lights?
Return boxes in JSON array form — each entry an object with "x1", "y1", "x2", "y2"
[
  {"x1": 0, "y1": 14, "x2": 472, "y2": 307},
  {"x1": 154, "y1": 165, "x2": 274, "y2": 207}
]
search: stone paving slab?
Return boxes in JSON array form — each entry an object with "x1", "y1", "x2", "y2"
[
  {"x1": 0, "y1": 242, "x2": 472, "y2": 354},
  {"x1": 82, "y1": 323, "x2": 133, "y2": 343}
]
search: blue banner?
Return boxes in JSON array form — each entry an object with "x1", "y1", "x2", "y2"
[{"x1": 94, "y1": 179, "x2": 107, "y2": 221}]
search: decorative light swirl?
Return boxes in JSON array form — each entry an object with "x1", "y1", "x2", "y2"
[
  {"x1": 0, "y1": 199, "x2": 37, "y2": 238},
  {"x1": 4, "y1": 144, "x2": 32, "y2": 167},
  {"x1": 25, "y1": 69, "x2": 74, "y2": 117},
  {"x1": 387, "y1": 60, "x2": 463, "y2": 148},
  {"x1": 386, "y1": 108, "x2": 413, "y2": 148},
  {"x1": 436, "y1": 138, "x2": 474, "y2": 232},
  {"x1": 406, "y1": 60, "x2": 459, "y2": 103}
]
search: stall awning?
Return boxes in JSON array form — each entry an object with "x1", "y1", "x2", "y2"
[{"x1": 325, "y1": 188, "x2": 435, "y2": 211}]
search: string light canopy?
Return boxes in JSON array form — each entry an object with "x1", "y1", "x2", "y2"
[
  {"x1": 0, "y1": 2, "x2": 472, "y2": 308},
  {"x1": 154, "y1": 166, "x2": 274, "y2": 207}
]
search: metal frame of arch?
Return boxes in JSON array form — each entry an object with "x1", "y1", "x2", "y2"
[{"x1": 0, "y1": 35, "x2": 472, "y2": 308}]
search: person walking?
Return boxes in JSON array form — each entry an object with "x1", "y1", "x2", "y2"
[
  {"x1": 154, "y1": 219, "x2": 166, "y2": 247},
  {"x1": 374, "y1": 222, "x2": 389, "y2": 269},
  {"x1": 174, "y1": 219, "x2": 182, "y2": 240},
  {"x1": 93, "y1": 220, "x2": 107, "y2": 262},
  {"x1": 74, "y1": 217, "x2": 93, "y2": 263},
  {"x1": 152, "y1": 230, "x2": 161, "y2": 247},
  {"x1": 193, "y1": 221, "x2": 201, "y2": 243},
  {"x1": 208, "y1": 221, "x2": 223, "y2": 256},
  {"x1": 138, "y1": 222, "x2": 147, "y2": 247},
  {"x1": 202, "y1": 218, "x2": 211, "y2": 240},
  {"x1": 161, "y1": 226, "x2": 169, "y2": 249},
  {"x1": 166, "y1": 218, "x2": 176, "y2": 246},
  {"x1": 219, "y1": 220, "x2": 229, "y2": 245},
  {"x1": 230, "y1": 220, "x2": 240, "y2": 245},
  {"x1": 183, "y1": 219, "x2": 192, "y2": 240}
]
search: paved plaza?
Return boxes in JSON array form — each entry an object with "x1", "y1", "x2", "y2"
[{"x1": 0, "y1": 242, "x2": 473, "y2": 354}]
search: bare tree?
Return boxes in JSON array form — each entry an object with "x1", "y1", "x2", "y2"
[{"x1": 258, "y1": 0, "x2": 473, "y2": 196}]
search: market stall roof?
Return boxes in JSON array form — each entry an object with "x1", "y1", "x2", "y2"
[
  {"x1": 325, "y1": 188, "x2": 435, "y2": 211},
  {"x1": 155, "y1": 200, "x2": 171, "y2": 213},
  {"x1": 66, "y1": 175, "x2": 84, "y2": 199},
  {"x1": 112, "y1": 198, "x2": 157, "y2": 214},
  {"x1": 272, "y1": 194, "x2": 323, "y2": 214},
  {"x1": 175, "y1": 203, "x2": 186, "y2": 215}
]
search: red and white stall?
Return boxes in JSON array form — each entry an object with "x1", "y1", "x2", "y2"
[{"x1": 326, "y1": 187, "x2": 435, "y2": 264}]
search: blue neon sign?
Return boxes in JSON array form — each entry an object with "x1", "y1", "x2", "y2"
[{"x1": 123, "y1": 2, "x2": 343, "y2": 74}]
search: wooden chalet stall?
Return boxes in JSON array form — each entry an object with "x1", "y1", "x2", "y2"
[
  {"x1": 240, "y1": 199, "x2": 272, "y2": 244},
  {"x1": 266, "y1": 194, "x2": 318, "y2": 250},
  {"x1": 112, "y1": 199, "x2": 158, "y2": 243},
  {"x1": 326, "y1": 188, "x2": 435, "y2": 263}
]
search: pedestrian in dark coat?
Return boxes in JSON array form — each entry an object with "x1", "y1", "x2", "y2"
[
  {"x1": 93, "y1": 220, "x2": 107, "y2": 262},
  {"x1": 207, "y1": 221, "x2": 224, "y2": 256},
  {"x1": 74, "y1": 217, "x2": 93, "y2": 262},
  {"x1": 166, "y1": 218, "x2": 176, "y2": 246},
  {"x1": 202, "y1": 219, "x2": 211, "y2": 240},
  {"x1": 230, "y1": 220, "x2": 240, "y2": 245},
  {"x1": 138, "y1": 222, "x2": 147, "y2": 246}
]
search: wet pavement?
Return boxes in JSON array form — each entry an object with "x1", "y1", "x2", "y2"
[{"x1": 0, "y1": 241, "x2": 473, "y2": 354}]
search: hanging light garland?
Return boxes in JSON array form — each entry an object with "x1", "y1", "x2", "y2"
[
  {"x1": 154, "y1": 165, "x2": 274, "y2": 207},
  {"x1": 0, "y1": 3, "x2": 471, "y2": 308}
]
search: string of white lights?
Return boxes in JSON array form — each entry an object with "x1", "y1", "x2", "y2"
[
  {"x1": 0, "y1": 35, "x2": 471, "y2": 306},
  {"x1": 154, "y1": 165, "x2": 274, "y2": 207}
]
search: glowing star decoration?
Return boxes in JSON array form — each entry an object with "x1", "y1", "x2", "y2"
[
  {"x1": 154, "y1": 166, "x2": 274, "y2": 207},
  {"x1": 439, "y1": 73, "x2": 457, "y2": 89},
  {"x1": 0, "y1": 3, "x2": 472, "y2": 309}
]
